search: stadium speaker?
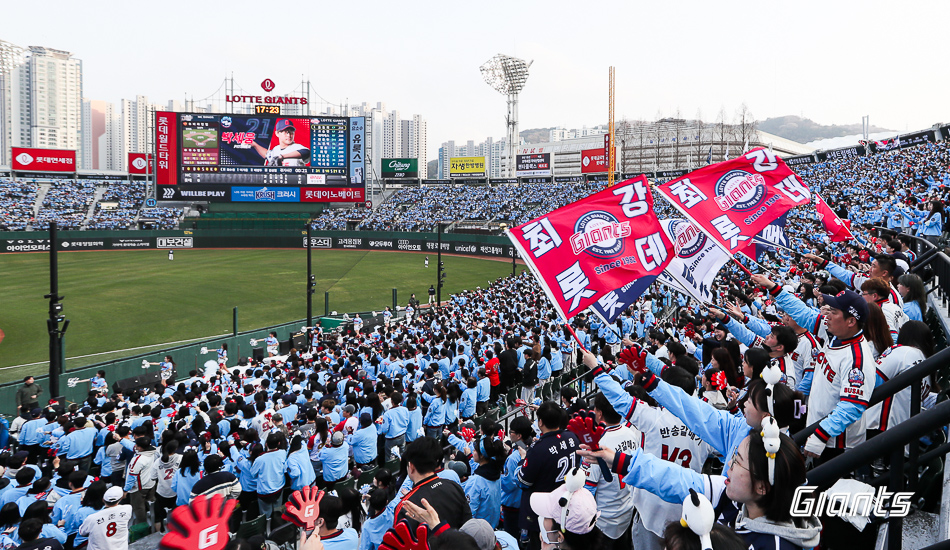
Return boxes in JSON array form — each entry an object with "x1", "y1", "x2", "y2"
[
  {"x1": 279, "y1": 339, "x2": 292, "y2": 355},
  {"x1": 292, "y1": 332, "x2": 308, "y2": 350},
  {"x1": 113, "y1": 372, "x2": 162, "y2": 395},
  {"x1": 252, "y1": 347, "x2": 264, "y2": 362}
]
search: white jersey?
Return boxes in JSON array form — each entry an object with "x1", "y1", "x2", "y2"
[
  {"x1": 627, "y1": 404, "x2": 712, "y2": 536},
  {"x1": 866, "y1": 345, "x2": 927, "y2": 431},
  {"x1": 78, "y1": 504, "x2": 133, "y2": 550},
  {"x1": 790, "y1": 331, "x2": 820, "y2": 394},
  {"x1": 582, "y1": 424, "x2": 638, "y2": 539},
  {"x1": 265, "y1": 143, "x2": 310, "y2": 166},
  {"x1": 807, "y1": 333, "x2": 876, "y2": 449},
  {"x1": 879, "y1": 301, "x2": 908, "y2": 340}
]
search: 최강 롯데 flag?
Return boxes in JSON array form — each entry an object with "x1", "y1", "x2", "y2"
[
  {"x1": 654, "y1": 148, "x2": 811, "y2": 256},
  {"x1": 506, "y1": 175, "x2": 674, "y2": 321}
]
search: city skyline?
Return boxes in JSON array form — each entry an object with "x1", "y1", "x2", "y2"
[{"x1": 2, "y1": 0, "x2": 949, "y2": 163}]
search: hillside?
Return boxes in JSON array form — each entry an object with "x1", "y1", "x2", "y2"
[{"x1": 758, "y1": 115, "x2": 892, "y2": 144}]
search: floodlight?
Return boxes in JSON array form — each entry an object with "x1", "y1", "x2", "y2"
[{"x1": 480, "y1": 54, "x2": 533, "y2": 177}]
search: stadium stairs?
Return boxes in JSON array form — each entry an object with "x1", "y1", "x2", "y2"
[
  {"x1": 27, "y1": 184, "x2": 50, "y2": 231},
  {"x1": 81, "y1": 186, "x2": 107, "y2": 228}
]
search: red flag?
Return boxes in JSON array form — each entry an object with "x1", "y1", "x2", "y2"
[
  {"x1": 654, "y1": 148, "x2": 811, "y2": 255},
  {"x1": 507, "y1": 175, "x2": 674, "y2": 320},
  {"x1": 815, "y1": 193, "x2": 855, "y2": 242}
]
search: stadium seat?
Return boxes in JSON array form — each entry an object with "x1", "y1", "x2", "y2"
[
  {"x1": 236, "y1": 514, "x2": 267, "y2": 539},
  {"x1": 357, "y1": 466, "x2": 379, "y2": 488},
  {"x1": 506, "y1": 388, "x2": 518, "y2": 407},
  {"x1": 385, "y1": 456, "x2": 401, "y2": 473},
  {"x1": 128, "y1": 522, "x2": 151, "y2": 542},
  {"x1": 268, "y1": 522, "x2": 300, "y2": 550},
  {"x1": 334, "y1": 476, "x2": 358, "y2": 494}
]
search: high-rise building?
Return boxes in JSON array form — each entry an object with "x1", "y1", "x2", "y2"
[
  {"x1": 0, "y1": 40, "x2": 25, "y2": 166},
  {"x1": 81, "y1": 99, "x2": 121, "y2": 171},
  {"x1": 9, "y1": 46, "x2": 83, "y2": 166},
  {"x1": 438, "y1": 136, "x2": 506, "y2": 178},
  {"x1": 118, "y1": 95, "x2": 163, "y2": 171},
  {"x1": 383, "y1": 110, "x2": 402, "y2": 159},
  {"x1": 380, "y1": 110, "x2": 427, "y2": 179}
]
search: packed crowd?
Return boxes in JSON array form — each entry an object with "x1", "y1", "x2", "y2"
[
  {"x1": 0, "y1": 181, "x2": 38, "y2": 231},
  {"x1": 3, "y1": 213, "x2": 943, "y2": 550},
  {"x1": 138, "y1": 207, "x2": 184, "y2": 230},
  {"x1": 32, "y1": 181, "x2": 99, "y2": 231},
  {"x1": 314, "y1": 183, "x2": 608, "y2": 232},
  {"x1": 1, "y1": 140, "x2": 949, "y2": 550},
  {"x1": 311, "y1": 141, "x2": 950, "y2": 247},
  {"x1": 0, "y1": 178, "x2": 184, "y2": 232},
  {"x1": 87, "y1": 183, "x2": 146, "y2": 230}
]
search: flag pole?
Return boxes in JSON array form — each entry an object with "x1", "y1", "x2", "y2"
[{"x1": 505, "y1": 229, "x2": 589, "y2": 353}]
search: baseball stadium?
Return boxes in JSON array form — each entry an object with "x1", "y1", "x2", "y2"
[{"x1": 1, "y1": 24, "x2": 950, "y2": 550}]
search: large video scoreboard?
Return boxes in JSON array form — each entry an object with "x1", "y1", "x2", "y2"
[{"x1": 155, "y1": 111, "x2": 365, "y2": 203}]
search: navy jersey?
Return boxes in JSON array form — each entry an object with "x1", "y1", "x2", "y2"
[{"x1": 516, "y1": 429, "x2": 580, "y2": 532}]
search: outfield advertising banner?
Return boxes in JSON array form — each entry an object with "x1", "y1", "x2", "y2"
[
  {"x1": 156, "y1": 111, "x2": 178, "y2": 186},
  {"x1": 300, "y1": 187, "x2": 365, "y2": 202},
  {"x1": 231, "y1": 186, "x2": 300, "y2": 202},
  {"x1": 898, "y1": 129, "x2": 936, "y2": 149},
  {"x1": 817, "y1": 145, "x2": 865, "y2": 162},
  {"x1": 783, "y1": 154, "x2": 816, "y2": 166},
  {"x1": 450, "y1": 156, "x2": 486, "y2": 178},
  {"x1": 516, "y1": 153, "x2": 552, "y2": 177},
  {"x1": 156, "y1": 185, "x2": 364, "y2": 202},
  {"x1": 580, "y1": 148, "x2": 615, "y2": 174},
  {"x1": 128, "y1": 153, "x2": 154, "y2": 175},
  {"x1": 12, "y1": 147, "x2": 76, "y2": 172},
  {"x1": 381, "y1": 158, "x2": 419, "y2": 179}
]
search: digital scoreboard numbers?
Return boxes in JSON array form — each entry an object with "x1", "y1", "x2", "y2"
[
  {"x1": 311, "y1": 117, "x2": 348, "y2": 178},
  {"x1": 254, "y1": 105, "x2": 280, "y2": 115}
]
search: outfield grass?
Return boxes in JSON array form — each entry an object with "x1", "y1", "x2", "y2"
[{"x1": 0, "y1": 249, "x2": 518, "y2": 381}]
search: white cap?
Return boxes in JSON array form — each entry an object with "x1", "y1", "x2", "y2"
[{"x1": 104, "y1": 486, "x2": 124, "y2": 503}]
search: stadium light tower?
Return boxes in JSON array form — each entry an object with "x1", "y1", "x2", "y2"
[{"x1": 480, "y1": 54, "x2": 533, "y2": 177}]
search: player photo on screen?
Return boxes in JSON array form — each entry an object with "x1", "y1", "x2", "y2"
[{"x1": 216, "y1": 116, "x2": 311, "y2": 167}]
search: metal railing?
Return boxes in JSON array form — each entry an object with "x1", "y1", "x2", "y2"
[{"x1": 789, "y1": 229, "x2": 950, "y2": 550}]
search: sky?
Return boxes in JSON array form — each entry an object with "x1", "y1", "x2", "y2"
[{"x1": 5, "y1": 0, "x2": 949, "y2": 161}]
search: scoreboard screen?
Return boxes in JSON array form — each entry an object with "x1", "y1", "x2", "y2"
[{"x1": 156, "y1": 111, "x2": 365, "y2": 203}]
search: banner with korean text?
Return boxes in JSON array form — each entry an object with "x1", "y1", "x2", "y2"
[
  {"x1": 654, "y1": 148, "x2": 811, "y2": 256},
  {"x1": 507, "y1": 176, "x2": 674, "y2": 321},
  {"x1": 11, "y1": 147, "x2": 76, "y2": 172}
]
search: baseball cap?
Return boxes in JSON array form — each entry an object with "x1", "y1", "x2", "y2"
[
  {"x1": 445, "y1": 460, "x2": 468, "y2": 479},
  {"x1": 359, "y1": 412, "x2": 373, "y2": 428},
  {"x1": 343, "y1": 404, "x2": 356, "y2": 415},
  {"x1": 104, "y1": 486, "x2": 124, "y2": 503},
  {"x1": 530, "y1": 486, "x2": 600, "y2": 535},
  {"x1": 292, "y1": 384, "x2": 302, "y2": 393},
  {"x1": 275, "y1": 119, "x2": 295, "y2": 132},
  {"x1": 461, "y1": 519, "x2": 496, "y2": 550},
  {"x1": 29, "y1": 408, "x2": 41, "y2": 419},
  {"x1": 821, "y1": 289, "x2": 869, "y2": 322},
  {"x1": 330, "y1": 431, "x2": 345, "y2": 447}
]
